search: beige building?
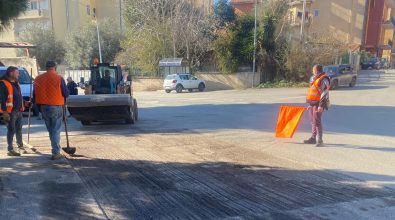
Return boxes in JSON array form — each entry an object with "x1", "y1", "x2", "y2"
[
  {"x1": 0, "y1": 0, "x2": 212, "y2": 58},
  {"x1": 288, "y1": 0, "x2": 367, "y2": 47}
]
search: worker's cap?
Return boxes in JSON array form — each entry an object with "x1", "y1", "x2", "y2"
[{"x1": 46, "y1": 61, "x2": 57, "y2": 68}]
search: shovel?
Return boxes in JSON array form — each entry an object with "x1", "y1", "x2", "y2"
[
  {"x1": 23, "y1": 68, "x2": 36, "y2": 152},
  {"x1": 62, "y1": 105, "x2": 76, "y2": 155}
]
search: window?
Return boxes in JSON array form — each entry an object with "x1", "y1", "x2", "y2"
[
  {"x1": 87, "y1": 5, "x2": 91, "y2": 15},
  {"x1": 29, "y1": 1, "x2": 38, "y2": 10},
  {"x1": 313, "y1": 9, "x2": 319, "y2": 17}
]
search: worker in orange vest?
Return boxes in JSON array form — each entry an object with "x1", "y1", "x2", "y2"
[
  {"x1": 304, "y1": 64, "x2": 330, "y2": 147},
  {"x1": 0, "y1": 66, "x2": 28, "y2": 156},
  {"x1": 33, "y1": 61, "x2": 69, "y2": 160}
]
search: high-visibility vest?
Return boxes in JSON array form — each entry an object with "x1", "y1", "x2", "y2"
[
  {"x1": 306, "y1": 73, "x2": 329, "y2": 102},
  {"x1": 0, "y1": 80, "x2": 24, "y2": 113},
  {"x1": 34, "y1": 70, "x2": 65, "y2": 105}
]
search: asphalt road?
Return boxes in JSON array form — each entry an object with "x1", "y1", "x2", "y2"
[{"x1": 1, "y1": 69, "x2": 395, "y2": 219}]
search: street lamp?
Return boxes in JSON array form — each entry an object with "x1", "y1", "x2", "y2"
[{"x1": 93, "y1": 12, "x2": 103, "y2": 63}]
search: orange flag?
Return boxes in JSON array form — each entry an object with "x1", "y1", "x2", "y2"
[{"x1": 275, "y1": 106, "x2": 306, "y2": 138}]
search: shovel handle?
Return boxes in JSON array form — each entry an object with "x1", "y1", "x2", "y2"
[{"x1": 62, "y1": 106, "x2": 70, "y2": 148}]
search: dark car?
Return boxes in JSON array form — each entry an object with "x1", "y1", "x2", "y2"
[
  {"x1": 361, "y1": 57, "x2": 380, "y2": 70},
  {"x1": 323, "y1": 65, "x2": 357, "y2": 90}
]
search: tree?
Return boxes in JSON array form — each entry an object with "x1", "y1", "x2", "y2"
[
  {"x1": 18, "y1": 24, "x2": 65, "y2": 69},
  {"x1": 119, "y1": 0, "x2": 214, "y2": 72},
  {"x1": 214, "y1": 0, "x2": 236, "y2": 26},
  {"x1": 213, "y1": 14, "x2": 255, "y2": 73},
  {"x1": 65, "y1": 19, "x2": 122, "y2": 68},
  {"x1": 0, "y1": 0, "x2": 28, "y2": 31}
]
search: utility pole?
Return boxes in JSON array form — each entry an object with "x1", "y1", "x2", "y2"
[
  {"x1": 300, "y1": 0, "x2": 307, "y2": 43},
  {"x1": 252, "y1": 0, "x2": 258, "y2": 88},
  {"x1": 65, "y1": 0, "x2": 70, "y2": 31},
  {"x1": 94, "y1": 12, "x2": 103, "y2": 63},
  {"x1": 49, "y1": 0, "x2": 54, "y2": 31},
  {"x1": 119, "y1": 0, "x2": 123, "y2": 33}
]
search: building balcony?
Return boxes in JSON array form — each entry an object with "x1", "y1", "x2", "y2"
[
  {"x1": 17, "y1": 9, "x2": 50, "y2": 20},
  {"x1": 288, "y1": 0, "x2": 313, "y2": 6}
]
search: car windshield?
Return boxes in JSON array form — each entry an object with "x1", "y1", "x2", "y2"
[
  {"x1": 0, "y1": 69, "x2": 32, "y2": 84},
  {"x1": 323, "y1": 66, "x2": 338, "y2": 75}
]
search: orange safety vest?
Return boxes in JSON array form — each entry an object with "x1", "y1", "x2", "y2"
[
  {"x1": 306, "y1": 73, "x2": 329, "y2": 102},
  {"x1": 0, "y1": 80, "x2": 24, "y2": 113},
  {"x1": 34, "y1": 70, "x2": 65, "y2": 105}
]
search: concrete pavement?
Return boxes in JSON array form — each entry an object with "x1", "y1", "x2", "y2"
[{"x1": 1, "y1": 69, "x2": 395, "y2": 219}]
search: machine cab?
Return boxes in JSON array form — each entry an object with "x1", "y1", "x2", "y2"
[{"x1": 88, "y1": 63, "x2": 132, "y2": 95}]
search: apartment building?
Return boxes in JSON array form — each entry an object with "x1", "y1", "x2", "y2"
[
  {"x1": 288, "y1": 0, "x2": 367, "y2": 48},
  {"x1": 363, "y1": 0, "x2": 395, "y2": 62}
]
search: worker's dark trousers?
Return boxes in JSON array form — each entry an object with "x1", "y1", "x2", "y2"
[
  {"x1": 7, "y1": 111, "x2": 23, "y2": 151},
  {"x1": 308, "y1": 105, "x2": 323, "y2": 140}
]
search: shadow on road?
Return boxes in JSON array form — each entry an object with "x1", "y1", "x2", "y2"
[{"x1": 1, "y1": 156, "x2": 395, "y2": 219}]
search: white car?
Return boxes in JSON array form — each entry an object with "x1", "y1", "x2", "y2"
[{"x1": 163, "y1": 74, "x2": 206, "y2": 93}]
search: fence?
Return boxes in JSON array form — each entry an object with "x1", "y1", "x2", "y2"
[{"x1": 60, "y1": 69, "x2": 91, "y2": 83}]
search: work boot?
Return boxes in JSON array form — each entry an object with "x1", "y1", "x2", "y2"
[
  {"x1": 51, "y1": 154, "x2": 64, "y2": 161},
  {"x1": 303, "y1": 137, "x2": 316, "y2": 144},
  {"x1": 18, "y1": 146, "x2": 28, "y2": 154},
  {"x1": 316, "y1": 139, "x2": 324, "y2": 147},
  {"x1": 7, "y1": 149, "x2": 21, "y2": 157}
]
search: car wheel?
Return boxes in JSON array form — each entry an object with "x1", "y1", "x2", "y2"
[
  {"x1": 198, "y1": 83, "x2": 205, "y2": 92},
  {"x1": 176, "y1": 84, "x2": 183, "y2": 93},
  {"x1": 188, "y1": 89, "x2": 193, "y2": 92},
  {"x1": 165, "y1": 89, "x2": 171, "y2": 93},
  {"x1": 349, "y1": 77, "x2": 356, "y2": 87},
  {"x1": 331, "y1": 80, "x2": 338, "y2": 90},
  {"x1": 81, "y1": 120, "x2": 91, "y2": 126}
]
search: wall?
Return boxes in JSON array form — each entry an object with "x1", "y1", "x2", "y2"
[
  {"x1": 0, "y1": 57, "x2": 38, "y2": 77},
  {"x1": 132, "y1": 72, "x2": 260, "y2": 92}
]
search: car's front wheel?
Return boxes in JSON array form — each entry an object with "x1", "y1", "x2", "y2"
[
  {"x1": 165, "y1": 89, "x2": 171, "y2": 93},
  {"x1": 176, "y1": 84, "x2": 183, "y2": 93},
  {"x1": 198, "y1": 83, "x2": 205, "y2": 92}
]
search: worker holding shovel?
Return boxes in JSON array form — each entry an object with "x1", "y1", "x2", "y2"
[
  {"x1": 33, "y1": 61, "x2": 69, "y2": 160},
  {"x1": 0, "y1": 66, "x2": 29, "y2": 156}
]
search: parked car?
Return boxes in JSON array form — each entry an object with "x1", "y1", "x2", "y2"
[
  {"x1": 323, "y1": 64, "x2": 357, "y2": 90},
  {"x1": 0, "y1": 66, "x2": 39, "y2": 117},
  {"x1": 361, "y1": 57, "x2": 380, "y2": 70},
  {"x1": 163, "y1": 74, "x2": 206, "y2": 93}
]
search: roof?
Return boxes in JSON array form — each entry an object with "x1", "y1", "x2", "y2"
[
  {"x1": 0, "y1": 42, "x2": 36, "y2": 48},
  {"x1": 159, "y1": 58, "x2": 188, "y2": 67}
]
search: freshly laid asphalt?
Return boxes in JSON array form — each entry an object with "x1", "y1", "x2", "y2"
[{"x1": 1, "y1": 69, "x2": 394, "y2": 219}]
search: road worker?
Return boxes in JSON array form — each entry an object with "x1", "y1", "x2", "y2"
[
  {"x1": 67, "y1": 76, "x2": 78, "y2": 95},
  {"x1": 0, "y1": 66, "x2": 28, "y2": 156},
  {"x1": 304, "y1": 64, "x2": 330, "y2": 147},
  {"x1": 33, "y1": 61, "x2": 69, "y2": 160}
]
